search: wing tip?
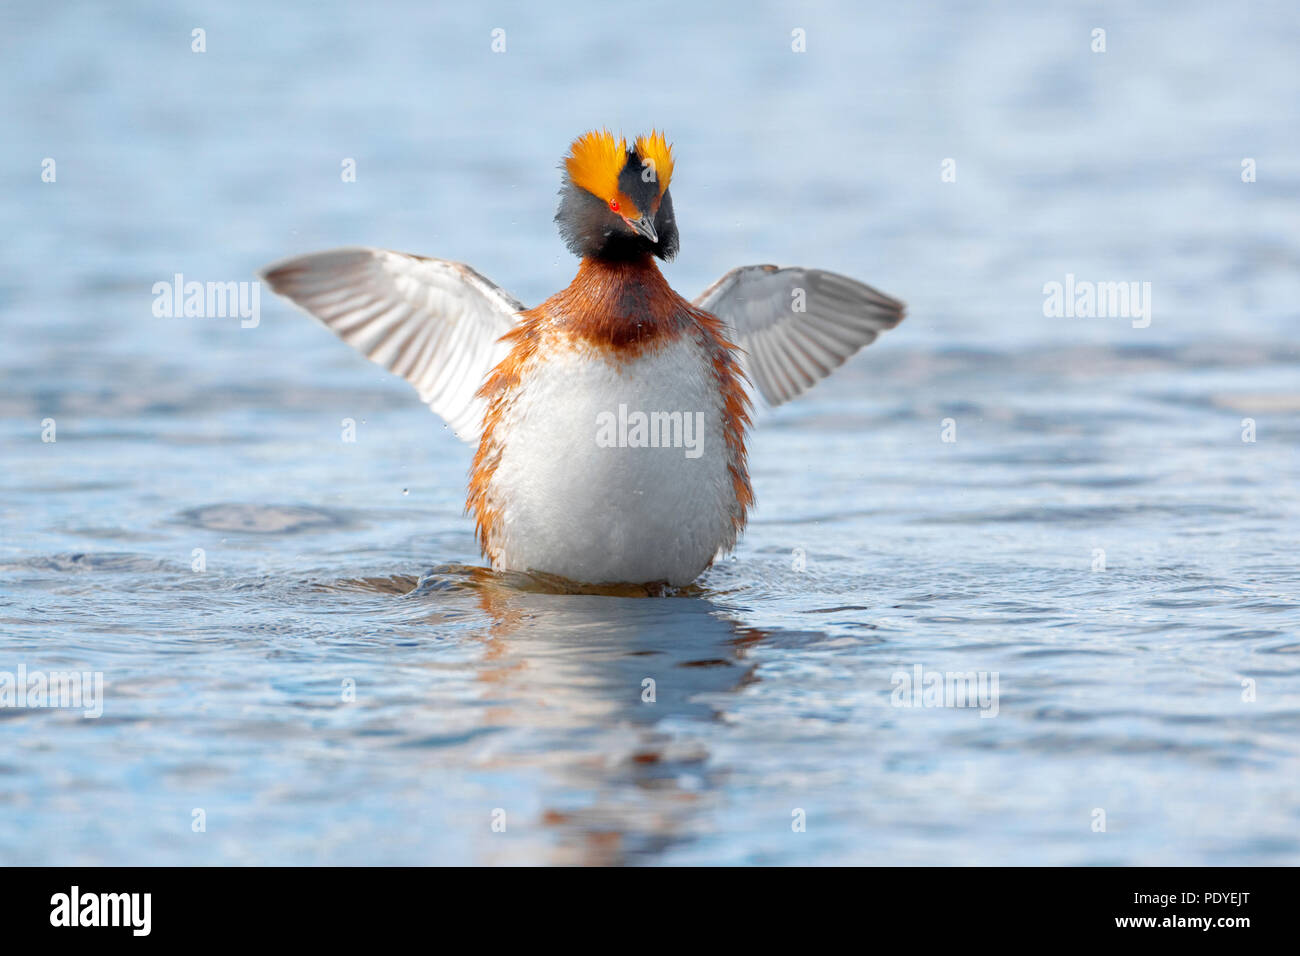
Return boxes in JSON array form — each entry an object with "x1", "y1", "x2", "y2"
[
  {"x1": 884, "y1": 296, "x2": 907, "y2": 328},
  {"x1": 257, "y1": 246, "x2": 382, "y2": 290}
]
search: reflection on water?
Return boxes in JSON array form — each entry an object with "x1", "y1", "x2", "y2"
[
  {"x1": 453, "y1": 576, "x2": 769, "y2": 865},
  {"x1": 3, "y1": 0, "x2": 1300, "y2": 864}
]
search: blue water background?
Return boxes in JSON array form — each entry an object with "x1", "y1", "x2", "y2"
[{"x1": 1, "y1": 1, "x2": 1298, "y2": 863}]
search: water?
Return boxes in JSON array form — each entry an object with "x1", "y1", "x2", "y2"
[{"x1": 2, "y1": 0, "x2": 1299, "y2": 864}]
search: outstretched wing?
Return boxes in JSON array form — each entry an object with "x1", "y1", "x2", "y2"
[
  {"x1": 260, "y1": 247, "x2": 524, "y2": 442},
  {"x1": 694, "y1": 265, "x2": 905, "y2": 407}
]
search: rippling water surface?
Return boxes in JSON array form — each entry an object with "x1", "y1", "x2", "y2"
[{"x1": 2, "y1": 1, "x2": 1299, "y2": 864}]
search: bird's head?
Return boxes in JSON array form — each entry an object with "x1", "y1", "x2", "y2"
[{"x1": 555, "y1": 129, "x2": 679, "y2": 262}]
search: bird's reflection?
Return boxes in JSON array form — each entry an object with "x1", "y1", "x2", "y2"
[{"x1": 407, "y1": 565, "x2": 772, "y2": 865}]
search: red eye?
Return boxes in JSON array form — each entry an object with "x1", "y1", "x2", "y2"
[{"x1": 609, "y1": 199, "x2": 620, "y2": 212}]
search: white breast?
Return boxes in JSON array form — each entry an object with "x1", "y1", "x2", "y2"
[{"x1": 483, "y1": 335, "x2": 740, "y2": 586}]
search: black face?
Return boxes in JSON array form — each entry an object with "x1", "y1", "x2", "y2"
[{"x1": 555, "y1": 149, "x2": 679, "y2": 262}]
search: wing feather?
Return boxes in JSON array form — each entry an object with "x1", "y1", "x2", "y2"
[
  {"x1": 695, "y1": 265, "x2": 905, "y2": 407},
  {"x1": 260, "y1": 247, "x2": 524, "y2": 441}
]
